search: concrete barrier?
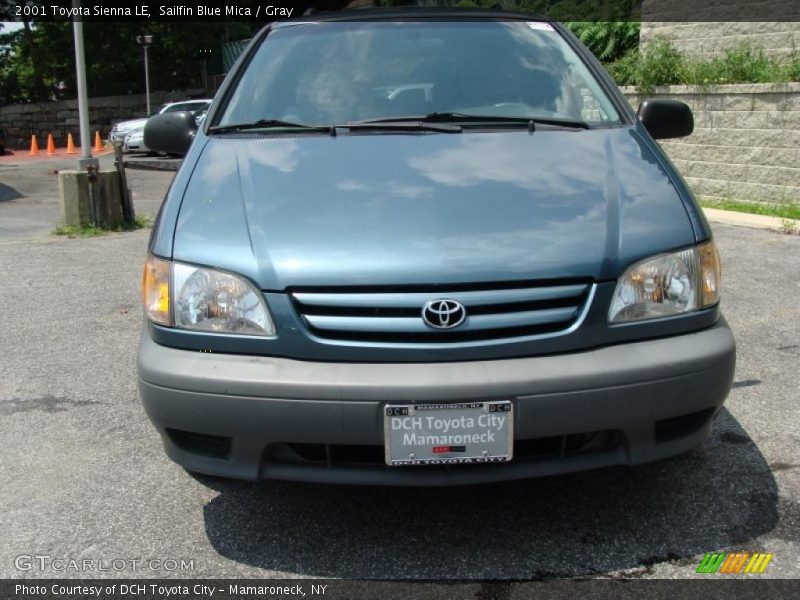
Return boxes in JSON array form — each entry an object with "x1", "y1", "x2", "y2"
[{"x1": 58, "y1": 170, "x2": 123, "y2": 228}]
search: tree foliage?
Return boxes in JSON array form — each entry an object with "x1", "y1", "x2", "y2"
[
  {"x1": 565, "y1": 21, "x2": 639, "y2": 61},
  {"x1": 1, "y1": 20, "x2": 258, "y2": 104}
]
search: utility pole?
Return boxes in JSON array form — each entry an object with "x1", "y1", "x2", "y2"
[
  {"x1": 72, "y1": 0, "x2": 96, "y2": 169},
  {"x1": 63, "y1": 0, "x2": 110, "y2": 231},
  {"x1": 136, "y1": 35, "x2": 154, "y2": 114}
]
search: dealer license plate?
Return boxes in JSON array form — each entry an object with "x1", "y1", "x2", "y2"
[{"x1": 384, "y1": 401, "x2": 513, "y2": 466}]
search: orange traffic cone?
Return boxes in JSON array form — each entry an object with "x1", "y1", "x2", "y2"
[
  {"x1": 30, "y1": 134, "x2": 40, "y2": 155},
  {"x1": 93, "y1": 131, "x2": 104, "y2": 153},
  {"x1": 46, "y1": 133, "x2": 56, "y2": 155},
  {"x1": 66, "y1": 133, "x2": 77, "y2": 154}
]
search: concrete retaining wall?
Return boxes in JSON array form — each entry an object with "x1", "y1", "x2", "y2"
[
  {"x1": 641, "y1": 1, "x2": 800, "y2": 60},
  {"x1": 622, "y1": 83, "x2": 800, "y2": 203},
  {"x1": 640, "y1": 22, "x2": 800, "y2": 61},
  {"x1": 0, "y1": 89, "x2": 204, "y2": 150}
]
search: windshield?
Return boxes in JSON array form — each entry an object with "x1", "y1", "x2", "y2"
[
  {"x1": 218, "y1": 21, "x2": 621, "y2": 128},
  {"x1": 165, "y1": 101, "x2": 210, "y2": 113}
]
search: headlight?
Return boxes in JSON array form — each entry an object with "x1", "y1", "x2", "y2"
[
  {"x1": 609, "y1": 241, "x2": 721, "y2": 323},
  {"x1": 142, "y1": 255, "x2": 275, "y2": 336}
]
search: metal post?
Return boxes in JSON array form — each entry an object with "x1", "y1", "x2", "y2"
[
  {"x1": 144, "y1": 44, "x2": 151, "y2": 115},
  {"x1": 137, "y1": 35, "x2": 153, "y2": 115},
  {"x1": 114, "y1": 142, "x2": 135, "y2": 223},
  {"x1": 71, "y1": 0, "x2": 96, "y2": 168}
]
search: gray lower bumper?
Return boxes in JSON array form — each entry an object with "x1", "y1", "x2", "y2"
[{"x1": 138, "y1": 320, "x2": 736, "y2": 485}]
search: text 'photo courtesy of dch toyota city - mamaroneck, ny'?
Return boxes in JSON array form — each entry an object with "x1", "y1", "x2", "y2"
[{"x1": 1, "y1": 0, "x2": 799, "y2": 598}]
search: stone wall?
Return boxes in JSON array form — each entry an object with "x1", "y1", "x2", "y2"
[
  {"x1": 640, "y1": 1, "x2": 800, "y2": 60},
  {"x1": 622, "y1": 83, "x2": 800, "y2": 203},
  {"x1": 0, "y1": 89, "x2": 204, "y2": 150},
  {"x1": 640, "y1": 22, "x2": 800, "y2": 61}
]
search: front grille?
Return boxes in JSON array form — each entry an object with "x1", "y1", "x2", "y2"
[{"x1": 291, "y1": 280, "x2": 592, "y2": 344}]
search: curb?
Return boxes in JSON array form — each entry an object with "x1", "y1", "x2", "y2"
[
  {"x1": 702, "y1": 207, "x2": 798, "y2": 232},
  {"x1": 123, "y1": 158, "x2": 182, "y2": 171}
]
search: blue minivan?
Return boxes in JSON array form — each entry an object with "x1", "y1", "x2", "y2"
[{"x1": 139, "y1": 9, "x2": 735, "y2": 485}]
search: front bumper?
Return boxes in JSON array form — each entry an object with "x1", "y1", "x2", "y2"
[
  {"x1": 124, "y1": 138, "x2": 147, "y2": 152},
  {"x1": 138, "y1": 319, "x2": 735, "y2": 485}
]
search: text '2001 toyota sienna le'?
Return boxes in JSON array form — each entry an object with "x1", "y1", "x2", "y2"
[{"x1": 138, "y1": 9, "x2": 736, "y2": 485}]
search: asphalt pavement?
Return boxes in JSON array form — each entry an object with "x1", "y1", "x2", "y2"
[
  {"x1": 0, "y1": 161, "x2": 798, "y2": 580},
  {"x1": 0, "y1": 157, "x2": 173, "y2": 241}
]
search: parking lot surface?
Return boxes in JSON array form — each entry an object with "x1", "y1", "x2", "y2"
[{"x1": 0, "y1": 161, "x2": 798, "y2": 579}]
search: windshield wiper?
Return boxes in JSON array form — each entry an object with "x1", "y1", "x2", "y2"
[
  {"x1": 354, "y1": 113, "x2": 589, "y2": 130},
  {"x1": 210, "y1": 118, "x2": 460, "y2": 136},
  {"x1": 433, "y1": 113, "x2": 590, "y2": 129},
  {"x1": 208, "y1": 119, "x2": 329, "y2": 134},
  {"x1": 340, "y1": 120, "x2": 462, "y2": 133}
]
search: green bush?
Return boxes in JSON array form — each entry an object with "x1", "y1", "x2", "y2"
[
  {"x1": 607, "y1": 38, "x2": 684, "y2": 94},
  {"x1": 606, "y1": 48, "x2": 639, "y2": 86},
  {"x1": 610, "y1": 37, "x2": 800, "y2": 93},
  {"x1": 690, "y1": 44, "x2": 783, "y2": 85},
  {"x1": 566, "y1": 21, "x2": 640, "y2": 62},
  {"x1": 641, "y1": 37, "x2": 685, "y2": 91}
]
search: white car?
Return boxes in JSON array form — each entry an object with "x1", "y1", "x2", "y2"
[
  {"x1": 122, "y1": 129, "x2": 149, "y2": 153},
  {"x1": 110, "y1": 99, "x2": 212, "y2": 148}
]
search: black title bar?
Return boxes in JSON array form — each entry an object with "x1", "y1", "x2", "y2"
[
  {"x1": 4, "y1": 579, "x2": 800, "y2": 600},
  {"x1": 2, "y1": 0, "x2": 800, "y2": 23}
]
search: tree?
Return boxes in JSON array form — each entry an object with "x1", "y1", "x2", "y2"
[
  {"x1": 1, "y1": 20, "x2": 260, "y2": 103},
  {"x1": 0, "y1": 1, "x2": 50, "y2": 102}
]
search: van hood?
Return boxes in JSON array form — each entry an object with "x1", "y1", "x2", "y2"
[{"x1": 172, "y1": 128, "x2": 695, "y2": 290}]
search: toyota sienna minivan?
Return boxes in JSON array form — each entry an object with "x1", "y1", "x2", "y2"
[{"x1": 138, "y1": 9, "x2": 736, "y2": 485}]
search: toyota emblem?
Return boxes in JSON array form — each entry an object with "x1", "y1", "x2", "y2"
[{"x1": 422, "y1": 299, "x2": 467, "y2": 329}]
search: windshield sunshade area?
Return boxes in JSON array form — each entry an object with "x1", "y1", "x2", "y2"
[{"x1": 217, "y1": 20, "x2": 622, "y2": 129}]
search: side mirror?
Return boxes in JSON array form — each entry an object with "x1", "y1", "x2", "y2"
[
  {"x1": 143, "y1": 111, "x2": 197, "y2": 155},
  {"x1": 637, "y1": 99, "x2": 694, "y2": 140}
]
